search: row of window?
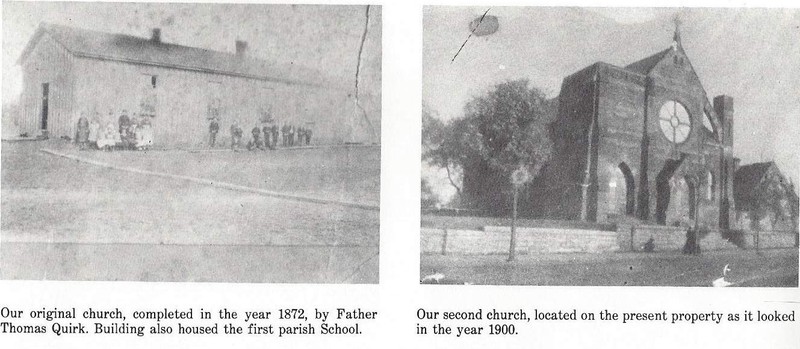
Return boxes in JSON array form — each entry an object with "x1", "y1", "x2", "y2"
[{"x1": 608, "y1": 165, "x2": 718, "y2": 216}]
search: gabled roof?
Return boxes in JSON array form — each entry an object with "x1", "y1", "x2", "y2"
[
  {"x1": 734, "y1": 161, "x2": 777, "y2": 209},
  {"x1": 18, "y1": 23, "x2": 332, "y2": 87},
  {"x1": 625, "y1": 41, "x2": 722, "y2": 130},
  {"x1": 623, "y1": 48, "x2": 672, "y2": 75},
  {"x1": 625, "y1": 28, "x2": 684, "y2": 76},
  {"x1": 734, "y1": 161, "x2": 800, "y2": 213},
  {"x1": 735, "y1": 162, "x2": 774, "y2": 191}
]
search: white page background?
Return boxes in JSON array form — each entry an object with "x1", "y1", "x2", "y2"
[{"x1": 1, "y1": 0, "x2": 798, "y2": 348}]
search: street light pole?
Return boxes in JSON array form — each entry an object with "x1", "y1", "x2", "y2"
[
  {"x1": 508, "y1": 186, "x2": 519, "y2": 262},
  {"x1": 508, "y1": 165, "x2": 529, "y2": 262}
]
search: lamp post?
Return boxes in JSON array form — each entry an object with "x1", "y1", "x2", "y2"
[{"x1": 508, "y1": 165, "x2": 531, "y2": 262}]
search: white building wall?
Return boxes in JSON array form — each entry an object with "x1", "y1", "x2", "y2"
[
  {"x1": 70, "y1": 57, "x2": 366, "y2": 147},
  {"x1": 19, "y1": 33, "x2": 75, "y2": 138}
]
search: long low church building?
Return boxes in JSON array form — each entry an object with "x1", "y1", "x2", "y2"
[{"x1": 15, "y1": 23, "x2": 380, "y2": 147}]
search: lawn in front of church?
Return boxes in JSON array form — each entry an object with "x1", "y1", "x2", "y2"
[{"x1": 420, "y1": 248, "x2": 798, "y2": 287}]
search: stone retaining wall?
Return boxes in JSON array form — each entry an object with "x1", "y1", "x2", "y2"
[
  {"x1": 420, "y1": 226, "x2": 619, "y2": 255},
  {"x1": 735, "y1": 231, "x2": 799, "y2": 250},
  {"x1": 421, "y1": 224, "x2": 797, "y2": 255}
]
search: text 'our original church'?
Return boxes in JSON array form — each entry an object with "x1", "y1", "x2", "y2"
[{"x1": 532, "y1": 26, "x2": 738, "y2": 230}]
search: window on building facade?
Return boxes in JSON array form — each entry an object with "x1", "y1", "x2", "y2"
[
  {"x1": 706, "y1": 171, "x2": 715, "y2": 201},
  {"x1": 259, "y1": 87, "x2": 275, "y2": 123},
  {"x1": 207, "y1": 81, "x2": 223, "y2": 120},
  {"x1": 658, "y1": 100, "x2": 691, "y2": 144},
  {"x1": 139, "y1": 74, "x2": 157, "y2": 117},
  {"x1": 607, "y1": 179, "x2": 618, "y2": 214},
  {"x1": 686, "y1": 177, "x2": 696, "y2": 220},
  {"x1": 702, "y1": 111, "x2": 715, "y2": 133}
]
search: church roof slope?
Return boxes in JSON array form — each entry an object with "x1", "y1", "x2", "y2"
[
  {"x1": 18, "y1": 23, "x2": 328, "y2": 87},
  {"x1": 623, "y1": 48, "x2": 672, "y2": 75}
]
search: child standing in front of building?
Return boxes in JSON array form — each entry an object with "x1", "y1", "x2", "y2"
[
  {"x1": 136, "y1": 121, "x2": 154, "y2": 150},
  {"x1": 247, "y1": 126, "x2": 263, "y2": 151},
  {"x1": 88, "y1": 114, "x2": 100, "y2": 150},
  {"x1": 271, "y1": 124, "x2": 279, "y2": 149},
  {"x1": 230, "y1": 120, "x2": 243, "y2": 151},
  {"x1": 75, "y1": 112, "x2": 90, "y2": 150},
  {"x1": 96, "y1": 123, "x2": 117, "y2": 151},
  {"x1": 262, "y1": 124, "x2": 272, "y2": 150},
  {"x1": 209, "y1": 117, "x2": 220, "y2": 148}
]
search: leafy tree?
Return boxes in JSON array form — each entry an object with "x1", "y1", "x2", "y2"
[
  {"x1": 422, "y1": 79, "x2": 554, "y2": 215},
  {"x1": 752, "y1": 172, "x2": 799, "y2": 231},
  {"x1": 421, "y1": 178, "x2": 440, "y2": 209},
  {"x1": 422, "y1": 102, "x2": 464, "y2": 196}
]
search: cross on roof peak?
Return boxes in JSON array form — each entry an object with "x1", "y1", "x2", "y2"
[{"x1": 672, "y1": 15, "x2": 683, "y2": 49}]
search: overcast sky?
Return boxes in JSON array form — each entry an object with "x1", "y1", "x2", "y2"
[
  {"x1": 2, "y1": 2, "x2": 381, "y2": 103},
  {"x1": 423, "y1": 7, "x2": 799, "y2": 192}
]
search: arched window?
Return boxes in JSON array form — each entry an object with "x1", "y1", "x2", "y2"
[
  {"x1": 702, "y1": 112, "x2": 714, "y2": 132},
  {"x1": 619, "y1": 163, "x2": 635, "y2": 215},
  {"x1": 685, "y1": 176, "x2": 696, "y2": 220},
  {"x1": 706, "y1": 171, "x2": 716, "y2": 201},
  {"x1": 607, "y1": 179, "x2": 618, "y2": 213},
  {"x1": 702, "y1": 110, "x2": 721, "y2": 142}
]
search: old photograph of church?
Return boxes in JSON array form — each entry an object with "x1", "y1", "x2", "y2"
[
  {"x1": 1, "y1": 2, "x2": 381, "y2": 283},
  {"x1": 421, "y1": 7, "x2": 798, "y2": 286}
]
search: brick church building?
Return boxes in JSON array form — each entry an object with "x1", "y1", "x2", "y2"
[{"x1": 533, "y1": 27, "x2": 736, "y2": 230}]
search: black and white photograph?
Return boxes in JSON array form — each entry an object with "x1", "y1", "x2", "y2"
[
  {"x1": 421, "y1": 7, "x2": 799, "y2": 286},
  {"x1": 1, "y1": 2, "x2": 381, "y2": 283}
]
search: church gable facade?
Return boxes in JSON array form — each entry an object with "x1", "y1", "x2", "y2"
[{"x1": 536, "y1": 30, "x2": 736, "y2": 230}]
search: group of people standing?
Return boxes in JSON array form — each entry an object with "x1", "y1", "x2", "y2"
[
  {"x1": 280, "y1": 124, "x2": 313, "y2": 147},
  {"x1": 75, "y1": 110, "x2": 154, "y2": 151},
  {"x1": 207, "y1": 118, "x2": 312, "y2": 151}
]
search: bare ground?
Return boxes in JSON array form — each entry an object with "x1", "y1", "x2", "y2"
[{"x1": 1, "y1": 140, "x2": 379, "y2": 283}]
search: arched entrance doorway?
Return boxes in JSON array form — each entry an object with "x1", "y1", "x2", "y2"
[
  {"x1": 655, "y1": 158, "x2": 684, "y2": 225},
  {"x1": 605, "y1": 162, "x2": 636, "y2": 219},
  {"x1": 667, "y1": 176, "x2": 696, "y2": 225},
  {"x1": 619, "y1": 163, "x2": 636, "y2": 215}
]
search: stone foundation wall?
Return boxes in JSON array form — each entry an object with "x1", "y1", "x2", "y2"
[
  {"x1": 421, "y1": 224, "x2": 797, "y2": 255},
  {"x1": 420, "y1": 226, "x2": 619, "y2": 255},
  {"x1": 736, "y1": 231, "x2": 799, "y2": 250},
  {"x1": 620, "y1": 225, "x2": 740, "y2": 252}
]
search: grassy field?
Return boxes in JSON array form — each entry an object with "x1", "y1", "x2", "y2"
[
  {"x1": 421, "y1": 249, "x2": 798, "y2": 287},
  {"x1": 1, "y1": 140, "x2": 379, "y2": 283}
]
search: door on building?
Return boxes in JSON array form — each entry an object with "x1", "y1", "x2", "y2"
[
  {"x1": 606, "y1": 162, "x2": 636, "y2": 220},
  {"x1": 619, "y1": 162, "x2": 636, "y2": 216},
  {"x1": 655, "y1": 175, "x2": 671, "y2": 225},
  {"x1": 138, "y1": 74, "x2": 158, "y2": 118},
  {"x1": 668, "y1": 177, "x2": 693, "y2": 225},
  {"x1": 655, "y1": 158, "x2": 684, "y2": 225},
  {"x1": 40, "y1": 83, "x2": 49, "y2": 131}
]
